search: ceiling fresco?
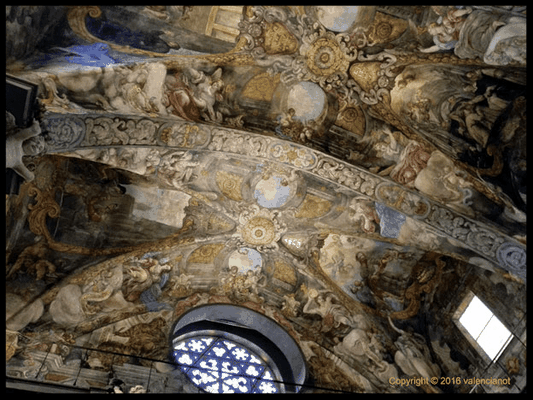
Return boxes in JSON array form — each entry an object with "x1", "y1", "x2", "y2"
[{"x1": 6, "y1": 6, "x2": 526, "y2": 393}]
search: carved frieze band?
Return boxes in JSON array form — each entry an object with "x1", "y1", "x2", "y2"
[{"x1": 41, "y1": 113, "x2": 526, "y2": 278}]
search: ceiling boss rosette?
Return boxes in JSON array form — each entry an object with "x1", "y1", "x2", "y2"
[
  {"x1": 234, "y1": 205, "x2": 287, "y2": 252},
  {"x1": 305, "y1": 35, "x2": 350, "y2": 78},
  {"x1": 299, "y1": 29, "x2": 357, "y2": 88}
]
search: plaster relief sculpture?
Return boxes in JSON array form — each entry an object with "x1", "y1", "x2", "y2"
[
  {"x1": 348, "y1": 197, "x2": 381, "y2": 234},
  {"x1": 216, "y1": 265, "x2": 267, "y2": 304},
  {"x1": 163, "y1": 67, "x2": 225, "y2": 123},
  {"x1": 413, "y1": 151, "x2": 473, "y2": 215},
  {"x1": 166, "y1": 272, "x2": 194, "y2": 298},
  {"x1": 302, "y1": 288, "x2": 355, "y2": 332},
  {"x1": 281, "y1": 293, "x2": 300, "y2": 318},
  {"x1": 418, "y1": 6, "x2": 473, "y2": 54},
  {"x1": 79, "y1": 264, "x2": 131, "y2": 315},
  {"x1": 333, "y1": 320, "x2": 399, "y2": 388},
  {"x1": 420, "y1": 7, "x2": 526, "y2": 66},
  {"x1": 6, "y1": 236, "x2": 56, "y2": 281},
  {"x1": 6, "y1": 112, "x2": 45, "y2": 181},
  {"x1": 158, "y1": 151, "x2": 199, "y2": 190},
  {"x1": 389, "y1": 316, "x2": 441, "y2": 380}
]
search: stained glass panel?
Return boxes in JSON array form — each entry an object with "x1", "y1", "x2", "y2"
[{"x1": 173, "y1": 336, "x2": 280, "y2": 393}]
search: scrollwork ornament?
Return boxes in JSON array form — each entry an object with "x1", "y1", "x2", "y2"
[
  {"x1": 27, "y1": 184, "x2": 61, "y2": 240},
  {"x1": 158, "y1": 122, "x2": 210, "y2": 148},
  {"x1": 234, "y1": 205, "x2": 287, "y2": 252},
  {"x1": 496, "y1": 242, "x2": 526, "y2": 276},
  {"x1": 465, "y1": 227, "x2": 503, "y2": 257},
  {"x1": 42, "y1": 116, "x2": 85, "y2": 150}
]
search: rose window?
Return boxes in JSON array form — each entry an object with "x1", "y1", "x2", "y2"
[
  {"x1": 171, "y1": 304, "x2": 307, "y2": 393},
  {"x1": 173, "y1": 336, "x2": 280, "y2": 393}
]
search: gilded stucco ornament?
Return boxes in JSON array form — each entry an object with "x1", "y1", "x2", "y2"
[
  {"x1": 216, "y1": 170, "x2": 244, "y2": 201},
  {"x1": 187, "y1": 243, "x2": 225, "y2": 264},
  {"x1": 234, "y1": 205, "x2": 287, "y2": 251},
  {"x1": 262, "y1": 22, "x2": 299, "y2": 55},
  {"x1": 304, "y1": 35, "x2": 351, "y2": 78},
  {"x1": 237, "y1": 6, "x2": 300, "y2": 58}
]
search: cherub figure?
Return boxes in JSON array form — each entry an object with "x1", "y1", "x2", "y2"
[
  {"x1": 419, "y1": 7, "x2": 473, "y2": 53},
  {"x1": 6, "y1": 236, "x2": 55, "y2": 280},
  {"x1": 190, "y1": 67, "x2": 225, "y2": 122},
  {"x1": 6, "y1": 111, "x2": 45, "y2": 181},
  {"x1": 165, "y1": 67, "x2": 225, "y2": 123}
]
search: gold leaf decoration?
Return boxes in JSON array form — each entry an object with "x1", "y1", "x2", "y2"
[
  {"x1": 367, "y1": 12, "x2": 408, "y2": 46},
  {"x1": 294, "y1": 194, "x2": 332, "y2": 219},
  {"x1": 336, "y1": 104, "x2": 366, "y2": 136},
  {"x1": 262, "y1": 22, "x2": 299, "y2": 55},
  {"x1": 216, "y1": 171, "x2": 244, "y2": 201},
  {"x1": 187, "y1": 243, "x2": 225, "y2": 264},
  {"x1": 242, "y1": 72, "x2": 281, "y2": 102},
  {"x1": 273, "y1": 260, "x2": 297, "y2": 286}
]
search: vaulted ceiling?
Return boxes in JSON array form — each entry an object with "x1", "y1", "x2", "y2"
[{"x1": 6, "y1": 6, "x2": 526, "y2": 393}]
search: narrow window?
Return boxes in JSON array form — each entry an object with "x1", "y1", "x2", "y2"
[{"x1": 457, "y1": 294, "x2": 513, "y2": 361}]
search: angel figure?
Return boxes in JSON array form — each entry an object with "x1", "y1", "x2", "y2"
[
  {"x1": 190, "y1": 67, "x2": 225, "y2": 122},
  {"x1": 303, "y1": 289, "x2": 354, "y2": 331},
  {"x1": 159, "y1": 151, "x2": 199, "y2": 189},
  {"x1": 419, "y1": 7, "x2": 473, "y2": 53},
  {"x1": 165, "y1": 67, "x2": 225, "y2": 123},
  {"x1": 6, "y1": 112, "x2": 45, "y2": 181},
  {"x1": 389, "y1": 316, "x2": 441, "y2": 380}
]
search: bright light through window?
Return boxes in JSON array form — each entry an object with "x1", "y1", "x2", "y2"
[
  {"x1": 459, "y1": 295, "x2": 513, "y2": 360},
  {"x1": 173, "y1": 336, "x2": 280, "y2": 393}
]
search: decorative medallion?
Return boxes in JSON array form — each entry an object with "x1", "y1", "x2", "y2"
[
  {"x1": 235, "y1": 206, "x2": 287, "y2": 251},
  {"x1": 242, "y1": 217, "x2": 277, "y2": 246},
  {"x1": 306, "y1": 36, "x2": 350, "y2": 77}
]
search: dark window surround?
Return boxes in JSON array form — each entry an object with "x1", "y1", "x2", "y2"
[{"x1": 170, "y1": 303, "x2": 307, "y2": 393}]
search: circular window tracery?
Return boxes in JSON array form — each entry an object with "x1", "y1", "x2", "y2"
[
  {"x1": 170, "y1": 304, "x2": 307, "y2": 393},
  {"x1": 173, "y1": 335, "x2": 280, "y2": 393}
]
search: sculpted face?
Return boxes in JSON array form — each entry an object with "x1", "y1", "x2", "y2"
[{"x1": 22, "y1": 136, "x2": 45, "y2": 156}]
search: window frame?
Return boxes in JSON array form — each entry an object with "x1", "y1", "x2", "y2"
[
  {"x1": 453, "y1": 291, "x2": 513, "y2": 364},
  {"x1": 170, "y1": 304, "x2": 307, "y2": 393},
  {"x1": 172, "y1": 330, "x2": 283, "y2": 393}
]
